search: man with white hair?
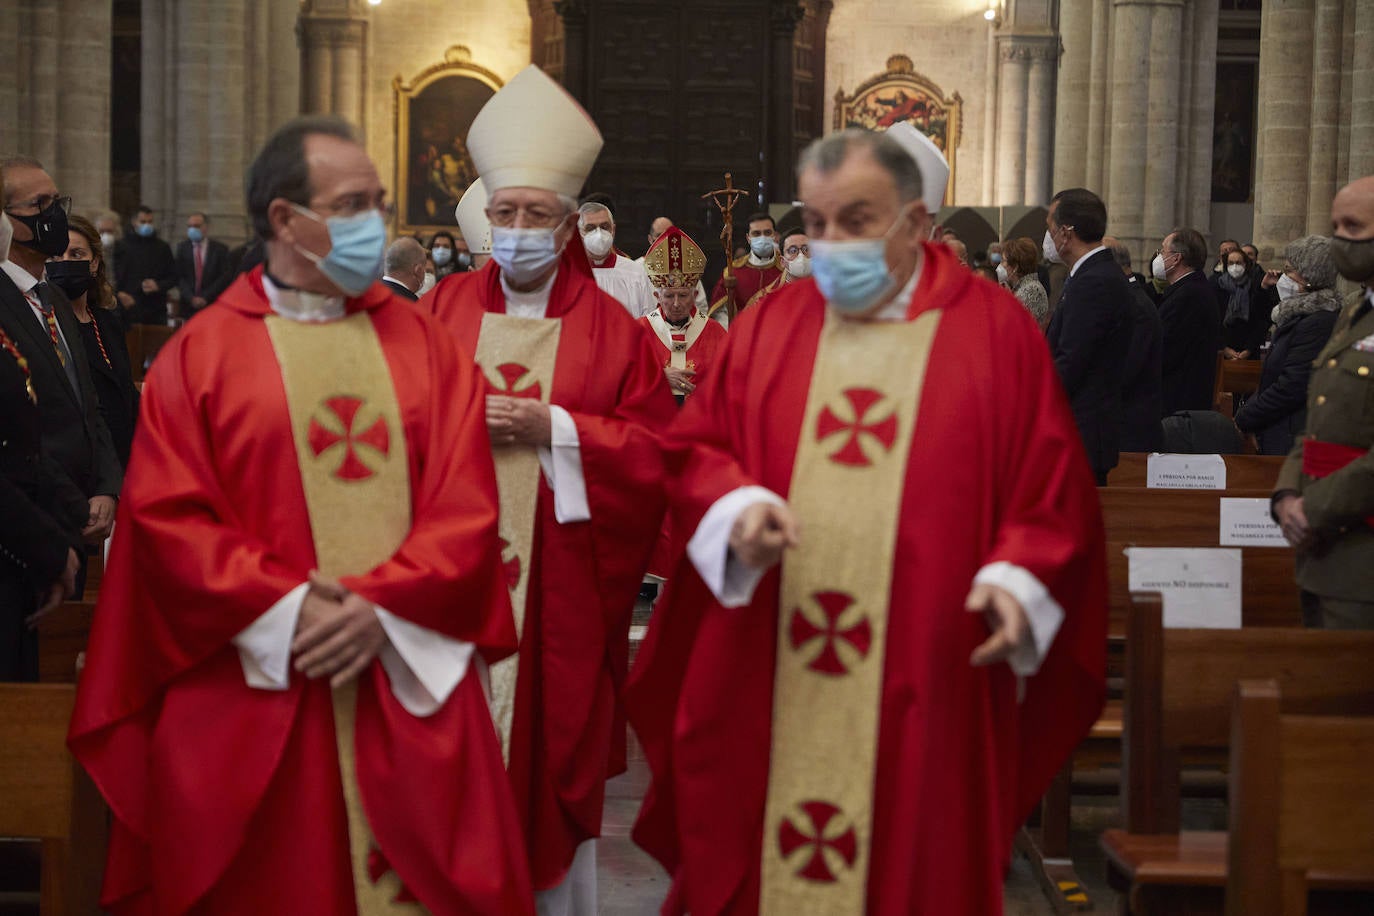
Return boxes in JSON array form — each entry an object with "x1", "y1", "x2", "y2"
[
  {"x1": 636, "y1": 216, "x2": 708, "y2": 312},
  {"x1": 426, "y1": 65, "x2": 673, "y2": 916},
  {"x1": 381, "y1": 236, "x2": 426, "y2": 300},
  {"x1": 629, "y1": 128, "x2": 1106, "y2": 914},
  {"x1": 577, "y1": 200, "x2": 655, "y2": 318}
]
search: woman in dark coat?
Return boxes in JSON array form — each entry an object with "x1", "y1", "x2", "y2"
[
  {"x1": 1235, "y1": 235, "x2": 1343, "y2": 456},
  {"x1": 46, "y1": 215, "x2": 140, "y2": 468},
  {"x1": 1216, "y1": 247, "x2": 1276, "y2": 360}
]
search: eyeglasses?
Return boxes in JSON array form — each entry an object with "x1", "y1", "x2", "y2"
[
  {"x1": 487, "y1": 205, "x2": 565, "y2": 229},
  {"x1": 784, "y1": 244, "x2": 810, "y2": 258},
  {"x1": 312, "y1": 192, "x2": 393, "y2": 220},
  {"x1": 5, "y1": 194, "x2": 71, "y2": 216}
]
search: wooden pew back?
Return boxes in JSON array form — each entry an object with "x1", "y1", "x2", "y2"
[
  {"x1": 125, "y1": 324, "x2": 177, "y2": 382},
  {"x1": 1124, "y1": 595, "x2": 1374, "y2": 834},
  {"x1": 1225, "y1": 680, "x2": 1374, "y2": 916},
  {"x1": 36, "y1": 602, "x2": 96, "y2": 683},
  {"x1": 1107, "y1": 452, "x2": 1286, "y2": 490},
  {"x1": 0, "y1": 684, "x2": 107, "y2": 914}
]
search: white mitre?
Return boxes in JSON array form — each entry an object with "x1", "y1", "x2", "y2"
[
  {"x1": 455, "y1": 179, "x2": 491, "y2": 254},
  {"x1": 885, "y1": 121, "x2": 950, "y2": 215},
  {"x1": 467, "y1": 65, "x2": 603, "y2": 197}
]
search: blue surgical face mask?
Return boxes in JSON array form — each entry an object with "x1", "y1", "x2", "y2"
[
  {"x1": 291, "y1": 204, "x2": 386, "y2": 297},
  {"x1": 749, "y1": 236, "x2": 776, "y2": 259},
  {"x1": 187, "y1": 226, "x2": 204, "y2": 243},
  {"x1": 808, "y1": 205, "x2": 913, "y2": 315},
  {"x1": 431, "y1": 245, "x2": 452, "y2": 267},
  {"x1": 989, "y1": 252, "x2": 1002, "y2": 265},
  {"x1": 135, "y1": 222, "x2": 154, "y2": 238},
  {"x1": 490, "y1": 226, "x2": 562, "y2": 285}
]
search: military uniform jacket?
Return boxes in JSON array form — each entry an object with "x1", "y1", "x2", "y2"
[{"x1": 1275, "y1": 290, "x2": 1374, "y2": 601}]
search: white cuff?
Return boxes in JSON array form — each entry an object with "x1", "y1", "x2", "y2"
[
  {"x1": 233, "y1": 583, "x2": 306, "y2": 690},
  {"x1": 687, "y1": 486, "x2": 786, "y2": 608},
  {"x1": 536, "y1": 405, "x2": 590, "y2": 523},
  {"x1": 374, "y1": 608, "x2": 476, "y2": 717},
  {"x1": 972, "y1": 561, "x2": 1064, "y2": 677},
  {"x1": 232, "y1": 582, "x2": 475, "y2": 717}
]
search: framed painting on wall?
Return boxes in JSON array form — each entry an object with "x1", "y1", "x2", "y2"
[
  {"x1": 833, "y1": 54, "x2": 963, "y2": 206},
  {"x1": 393, "y1": 46, "x2": 502, "y2": 238}
]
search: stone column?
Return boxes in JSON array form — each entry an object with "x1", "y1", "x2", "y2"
[
  {"x1": 298, "y1": 0, "x2": 368, "y2": 130},
  {"x1": 1139, "y1": 0, "x2": 1182, "y2": 252},
  {"x1": 1178, "y1": 0, "x2": 1216, "y2": 234},
  {"x1": 983, "y1": 20, "x2": 1001, "y2": 203},
  {"x1": 1307, "y1": 0, "x2": 1344, "y2": 232},
  {"x1": 1106, "y1": 0, "x2": 1152, "y2": 257},
  {"x1": 1023, "y1": 41, "x2": 1058, "y2": 206},
  {"x1": 1052, "y1": 0, "x2": 1092, "y2": 193},
  {"x1": 1085, "y1": 0, "x2": 1112, "y2": 194},
  {"x1": 1347, "y1": 0, "x2": 1374, "y2": 181},
  {"x1": 1253, "y1": 0, "x2": 1315, "y2": 257},
  {"x1": 996, "y1": 41, "x2": 1030, "y2": 205},
  {"x1": 767, "y1": 1, "x2": 804, "y2": 203}
]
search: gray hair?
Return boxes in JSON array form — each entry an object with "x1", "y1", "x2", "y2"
[
  {"x1": 384, "y1": 236, "x2": 425, "y2": 273},
  {"x1": 1285, "y1": 235, "x2": 1337, "y2": 290},
  {"x1": 577, "y1": 201, "x2": 612, "y2": 228},
  {"x1": 1107, "y1": 240, "x2": 1132, "y2": 270},
  {"x1": 796, "y1": 129, "x2": 923, "y2": 204}
]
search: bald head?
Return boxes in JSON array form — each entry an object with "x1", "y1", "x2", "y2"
[
  {"x1": 1331, "y1": 176, "x2": 1374, "y2": 285},
  {"x1": 944, "y1": 237, "x2": 968, "y2": 266},
  {"x1": 385, "y1": 237, "x2": 426, "y2": 293},
  {"x1": 649, "y1": 217, "x2": 673, "y2": 247}
]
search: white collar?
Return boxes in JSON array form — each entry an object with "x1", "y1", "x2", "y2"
[
  {"x1": 1070, "y1": 245, "x2": 1107, "y2": 277},
  {"x1": 381, "y1": 274, "x2": 414, "y2": 292},
  {"x1": 748, "y1": 252, "x2": 774, "y2": 268},
  {"x1": 263, "y1": 273, "x2": 345, "y2": 323},
  {"x1": 1, "y1": 259, "x2": 41, "y2": 294},
  {"x1": 501, "y1": 268, "x2": 557, "y2": 319}
]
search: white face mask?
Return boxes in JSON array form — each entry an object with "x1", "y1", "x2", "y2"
[
  {"x1": 1226, "y1": 263, "x2": 1246, "y2": 280},
  {"x1": 1042, "y1": 229, "x2": 1063, "y2": 265},
  {"x1": 99, "y1": 231, "x2": 116, "y2": 250},
  {"x1": 1151, "y1": 252, "x2": 1170, "y2": 281},
  {"x1": 491, "y1": 226, "x2": 563, "y2": 285},
  {"x1": 583, "y1": 227, "x2": 614, "y2": 259},
  {"x1": 996, "y1": 262, "x2": 1009, "y2": 284},
  {"x1": 1276, "y1": 273, "x2": 1301, "y2": 301},
  {"x1": 786, "y1": 253, "x2": 812, "y2": 279}
]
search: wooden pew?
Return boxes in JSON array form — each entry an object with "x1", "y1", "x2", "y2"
[
  {"x1": 0, "y1": 684, "x2": 107, "y2": 915},
  {"x1": 36, "y1": 602, "x2": 96, "y2": 684},
  {"x1": 1099, "y1": 596, "x2": 1374, "y2": 914},
  {"x1": 1212, "y1": 353, "x2": 1264, "y2": 417},
  {"x1": 1225, "y1": 681, "x2": 1374, "y2": 916},
  {"x1": 125, "y1": 324, "x2": 177, "y2": 382},
  {"x1": 1107, "y1": 453, "x2": 1285, "y2": 490}
]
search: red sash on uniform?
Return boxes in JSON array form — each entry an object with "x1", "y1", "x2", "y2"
[{"x1": 1303, "y1": 438, "x2": 1374, "y2": 526}]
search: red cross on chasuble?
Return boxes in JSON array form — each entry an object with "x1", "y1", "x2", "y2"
[
  {"x1": 761, "y1": 309, "x2": 940, "y2": 915},
  {"x1": 264, "y1": 312, "x2": 421, "y2": 913}
]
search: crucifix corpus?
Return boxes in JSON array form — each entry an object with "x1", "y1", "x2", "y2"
[{"x1": 702, "y1": 172, "x2": 749, "y2": 322}]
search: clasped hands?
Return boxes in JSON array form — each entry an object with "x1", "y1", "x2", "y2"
[
  {"x1": 292, "y1": 571, "x2": 387, "y2": 687},
  {"x1": 486, "y1": 395, "x2": 552, "y2": 448},
  {"x1": 729, "y1": 500, "x2": 1032, "y2": 669}
]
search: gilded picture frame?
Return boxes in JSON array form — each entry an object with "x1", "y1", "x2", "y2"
[
  {"x1": 833, "y1": 55, "x2": 963, "y2": 206},
  {"x1": 393, "y1": 46, "x2": 503, "y2": 238}
]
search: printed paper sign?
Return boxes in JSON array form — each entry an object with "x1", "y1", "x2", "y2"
[
  {"x1": 1146, "y1": 453, "x2": 1227, "y2": 490},
  {"x1": 1219, "y1": 498, "x2": 1288, "y2": 548},
  {"x1": 1127, "y1": 547, "x2": 1242, "y2": 628}
]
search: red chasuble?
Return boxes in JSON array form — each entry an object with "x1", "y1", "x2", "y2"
[
  {"x1": 710, "y1": 257, "x2": 782, "y2": 315},
  {"x1": 628, "y1": 243, "x2": 1107, "y2": 915},
  {"x1": 426, "y1": 242, "x2": 674, "y2": 891},
  {"x1": 68, "y1": 269, "x2": 533, "y2": 915},
  {"x1": 637, "y1": 310, "x2": 728, "y2": 395}
]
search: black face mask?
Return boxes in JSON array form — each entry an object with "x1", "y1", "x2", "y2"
[
  {"x1": 10, "y1": 197, "x2": 71, "y2": 258},
  {"x1": 45, "y1": 259, "x2": 93, "y2": 300},
  {"x1": 455, "y1": 251, "x2": 474, "y2": 271}
]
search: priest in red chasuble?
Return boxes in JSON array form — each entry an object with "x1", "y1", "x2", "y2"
[
  {"x1": 639, "y1": 226, "x2": 727, "y2": 405},
  {"x1": 68, "y1": 117, "x2": 533, "y2": 916},
  {"x1": 422, "y1": 65, "x2": 674, "y2": 916},
  {"x1": 628, "y1": 128, "x2": 1107, "y2": 915}
]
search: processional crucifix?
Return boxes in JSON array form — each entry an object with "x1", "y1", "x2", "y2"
[{"x1": 702, "y1": 172, "x2": 749, "y2": 322}]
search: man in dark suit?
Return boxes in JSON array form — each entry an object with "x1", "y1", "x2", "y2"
[
  {"x1": 1155, "y1": 227, "x2": 1221, "y2": 416},
  {"x1": 380, "y1": 236, "x2": 424, "y2": 301},
  {"x1": 1107, "y1": 237, "x2": 1163, "y2": 452},
  {"x1": 175, "y1": 211, "x2": 232, "y2": 316},
  {"x1": 1045, "y1": 187, "x2": 1132, "y2": 484},
  {"x1": 1, "y1": 156, "x2": 122, "y2": 578},
  {"x1": 115, "y1": 204, "x2": 177, "y2": 325}
]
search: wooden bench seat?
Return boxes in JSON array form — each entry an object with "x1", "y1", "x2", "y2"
[{"x1": 1107, "y1": 452, "x2": 1284, "y2": 490}]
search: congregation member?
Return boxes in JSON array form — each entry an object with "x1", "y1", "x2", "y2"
[
  {"x1": 380, "y1": 236, "x2": 426, "y2": 301},
  {"x1": 0, "y1": 157, "x2": 121, "y2": 569},
  {"x1": 1105, "y1": 237, "x2": 1163, "y2": 452},
  {"x1": 1110, "y1": 239, "x2": 1157, "y2": 304},
  {"x1": 944, "y1": 235, "x2": 969, "y2": 266},
  {"x1": 1155, "y1": 227, "x2": 1221, "y2": 414},
  {"x1": 629, "y1": 128, "x2": 1106, "y2": 915},
  {"x1": 578, "y1": 200, "x2": 656, "y2": 318},
  {"x1": 745, "y1": 228, "x2": 810, "y2": 307},
  {"x1": 1045, "y1": 188, "x2": 1132, "y2": 484},
  {"x1": 999, "y1": 236, "x2": 1049, "y2": 329},
  {"x1": 710, "y1": 211, "x2": 782, "y2": 315},
  {"x1": 1217, "y1": 244, "x2": 1274, "y2": 360},
  {"x1": 0, "y1": 204, "x2": 84, "y2": 682},
  {"x1": 429, "y1": 229, "x2": 468, "y2": 278},
  {"x1": 93, "y1": 209, "x2": 122, "y2": 280},
  {"x1": 1242, "y1": 242, "x2": 1262, "y2": 268},
  {"x1": 47, "y1": 215, "x2": 141, "y2": 468},
  {"x1": 114, "y1": 204, "x2": 177, "y2": 325},
  {"x1": 1273, "y1": 176, "x2": 1374, "y2": 629},
  {"x1": 640, "y1": 226, "x2": 726, "y2": 403},
  {"x1": 1235, "y1": 236, "x2": 1341, "y2": 456},
  {"x1": 175, "y1": 211, "x2": 232, "y2": 315},
  {"x1": 426, "y1": 65, "x2": 673, "y2": 916},
  {"x1": 68, "y1": 115, "x2": 534, "y2": 914}
]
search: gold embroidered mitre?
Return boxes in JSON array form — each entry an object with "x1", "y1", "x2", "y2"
[{"x1": 643, "y1": 226, "x2": 706, "y2": 290}]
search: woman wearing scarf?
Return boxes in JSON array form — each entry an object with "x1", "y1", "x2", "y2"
[{"x1": 1216, "y1": 246, "x2": 1275, "y2": 360}]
